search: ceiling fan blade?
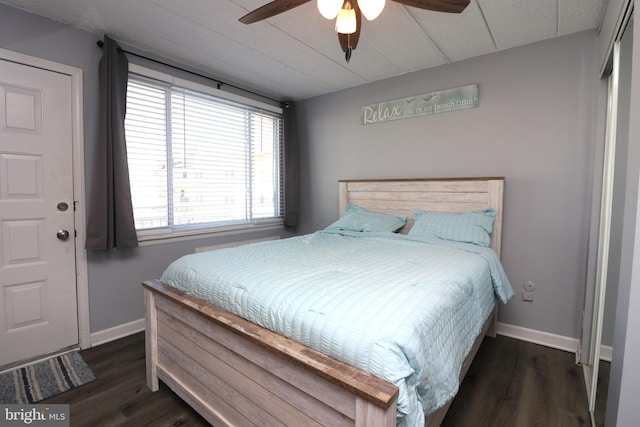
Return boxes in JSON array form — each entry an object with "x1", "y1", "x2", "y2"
[
  {"x1": 338, "y1": 3, "x2": 361, "y2": 52},
  {"x1": 392, "y1": 0, "x2": 469, "y2": 13},
  {"x1": 239, "y1": 0, "x2": 311, "y2": 24}
]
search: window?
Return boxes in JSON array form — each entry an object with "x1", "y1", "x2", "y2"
[{"x1": 124, "y1": 67, "x2": 284, "y2": 241}]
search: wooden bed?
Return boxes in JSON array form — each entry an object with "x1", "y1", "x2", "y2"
[{"x1": 144, "y1": 177, "x2": 505, "y2": 427}]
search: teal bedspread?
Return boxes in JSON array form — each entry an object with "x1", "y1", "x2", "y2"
[{"x1": 160, "y1": 231, "x2": 513, "y2": 426}]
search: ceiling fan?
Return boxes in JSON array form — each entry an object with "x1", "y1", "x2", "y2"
[{"x1": 239, "y1": 0, "x2": 470, "y2": 62}]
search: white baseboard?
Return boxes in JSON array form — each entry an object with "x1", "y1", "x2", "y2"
[
  {"x1": 90, "y1": 318, "x2": 145, "y2": 347},
  {"x1": 600, "y1": 344, "x2": 612, "y2": 362},
  {"x1": 90, "y1": 319, "x2": 588, "y2": 357},
  {"x1": 496, "y1": 322, "x2": 580, "y2": 354}
]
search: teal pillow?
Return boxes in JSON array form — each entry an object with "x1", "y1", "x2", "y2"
[
  {"x1": 326, "y1": 204, "x2": 406, "y2": 233},
  {"x1": 408, "y1": 208, "x2": 496, "y2": 246}
]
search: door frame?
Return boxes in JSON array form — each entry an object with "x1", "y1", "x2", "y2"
[{"x1": 0, "y1": 48, "x2": 90, "y2": 350}]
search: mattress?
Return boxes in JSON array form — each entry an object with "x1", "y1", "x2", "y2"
[{"x1": 160, "y1": 230, "x2": 513, "y2": 427}]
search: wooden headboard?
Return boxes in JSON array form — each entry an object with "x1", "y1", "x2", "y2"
[{"x1": 338, "y1": 177, "x2": 505, "y2": 256}]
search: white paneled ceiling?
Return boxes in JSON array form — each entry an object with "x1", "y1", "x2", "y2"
[{"x1": 1, "y1": 0, "x2": 606, "y2": 101}]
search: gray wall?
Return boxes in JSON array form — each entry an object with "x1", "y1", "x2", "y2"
[
  {"x1": 0, "y1": 4, "x2": 288, "y2": 332},
  {"x1": 296, "y1": 31, "x2": 600, "y2": 339}
]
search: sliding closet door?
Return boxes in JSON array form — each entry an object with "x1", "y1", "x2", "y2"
[
  {"x1": 587, "y1": 15, "x2": 634, "y2": 425},
  {"x1": 587, "y1": 42, "x2": 619, "y2": 417}
]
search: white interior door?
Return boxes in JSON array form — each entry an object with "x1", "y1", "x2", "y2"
[{"x1": 0, "y1": 58, "x2": 79, "y2": 367}]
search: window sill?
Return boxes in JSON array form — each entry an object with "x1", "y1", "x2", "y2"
[{"x1": 136, "y1": 220, "x2": 285, "y2": 247}]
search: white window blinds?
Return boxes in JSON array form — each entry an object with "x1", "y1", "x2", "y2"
[{"x1": 125, "y1": 74, "x2": 283, "y2": 233}]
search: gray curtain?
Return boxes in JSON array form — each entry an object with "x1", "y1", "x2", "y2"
[
  {"x1": 283, "y1": 101, "x2": 299, "y2": 228},
  {"x1": 85, "y1": 35, "x2": 138, "y2": 250}
]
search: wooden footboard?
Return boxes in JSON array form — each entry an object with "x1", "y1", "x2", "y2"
[
  {"x1": 144, "y1": 280, "x2": 497, "y2": 427},
  {"x1": 144, "y1": 279, "x2": 399, "y2": 427}
]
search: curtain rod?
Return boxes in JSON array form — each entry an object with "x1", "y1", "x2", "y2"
[{"x1": 96, "y1": 40, "x2": 283, "y2": 105}]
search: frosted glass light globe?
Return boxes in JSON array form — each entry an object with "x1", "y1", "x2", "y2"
[
  {"x1": 335, "y1": 7, "x2": 357, "y2": 34},
  {"x1": 317, "y1": 0, "x2": 343, "y2": 19},
  {"x1": 358, "y1": 0, "x2": 385, "y2": 20}
]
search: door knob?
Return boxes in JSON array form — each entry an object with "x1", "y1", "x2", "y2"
[{"x1": 57, "y1": 229, "x2": 70, "y2": 241}]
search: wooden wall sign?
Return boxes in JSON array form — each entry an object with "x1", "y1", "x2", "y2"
[{"x1": 361, "y1": 84, "x2": 478, "y2": 125}]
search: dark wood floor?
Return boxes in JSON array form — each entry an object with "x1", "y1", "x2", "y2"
[
  {"x1": 42, "y1": 332, "x2": 208, "y2": 426},
  {"x1": 594, "y1": 360, "x2": 610, "y2": 427},
  {"x1": 43, "y1": 332, "x2": 590, "y2": 426},
  {"x1": 443, "y1": 335, "x2": 590, "y2": 427}
]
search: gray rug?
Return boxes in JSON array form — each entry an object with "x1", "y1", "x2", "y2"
[{"x1": 0, "y1": 352, "x2": 95, "y2": 404}]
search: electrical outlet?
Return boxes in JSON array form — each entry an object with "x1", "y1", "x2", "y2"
[{"x1": 522, "y1": 291, "x2": 534, "y2": 302}]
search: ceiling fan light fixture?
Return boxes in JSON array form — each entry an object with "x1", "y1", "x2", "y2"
[
  {"x1": 317, "y1": 0, "x2": 343, "y2": 19},
  {"x1": 240, "y1": 0, "x2": 471, "y2": 64},
  {"x1": 357, "y1": 0, "x2": 385, "y2": 20},
  {"x1": 335, "y1": 3, "x2": 357, "y2": 34}
]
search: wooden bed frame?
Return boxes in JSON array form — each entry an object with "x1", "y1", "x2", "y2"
[{"x1": 144, "y1": 177, "x2": 505, "y2": 427}]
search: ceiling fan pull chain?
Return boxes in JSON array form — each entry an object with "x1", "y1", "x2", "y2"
[{"x1": 345, "y1": 32, "x2": 353, "y2": 63}]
